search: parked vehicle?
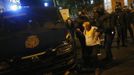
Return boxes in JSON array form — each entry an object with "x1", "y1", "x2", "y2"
[{"x1": 0, "y1": 7, "x2": 76, "y2": 75}]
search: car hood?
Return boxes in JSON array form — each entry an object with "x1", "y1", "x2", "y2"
[{"x1": 0, "y1": 28, "x2": 68, "y2": 58}]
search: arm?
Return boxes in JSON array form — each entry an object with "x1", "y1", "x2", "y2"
[
  {"x1": 94, "y1": 31, "x2": 100, "y2": 40},
  {"x1": 93, "y1": 27, "x2": 100, "y2": 41}
]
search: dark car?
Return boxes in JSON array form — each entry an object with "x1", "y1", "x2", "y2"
[{"x1": 0, "y1": 7, "x2": 76, "y2": 75}]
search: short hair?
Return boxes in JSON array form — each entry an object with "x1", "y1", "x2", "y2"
[{"x1": 83, "y1": 21, "x2": 90, "y2": 27}]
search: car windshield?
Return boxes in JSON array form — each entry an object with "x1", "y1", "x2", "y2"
[{"x1": 0, "y1": 7, "x2": 64, "y2": 35}]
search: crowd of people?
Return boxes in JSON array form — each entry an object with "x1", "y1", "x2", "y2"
[{"x1": 66, "y1": 4, "x2": 134, "y2": 75}]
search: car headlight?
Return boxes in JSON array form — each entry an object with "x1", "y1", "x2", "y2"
[{"x1": 56, "y1": 41, "x2": 73, "y2": 55}]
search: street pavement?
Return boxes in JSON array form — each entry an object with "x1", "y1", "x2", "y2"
[
  {"x1": 101, "y1": 40, "x2": 134, "y2": 75},
  {"x1": 69, "y1": 39, "x2": 134, "y2": 75}
]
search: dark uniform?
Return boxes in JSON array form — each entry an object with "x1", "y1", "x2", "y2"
[
  {"x1": 125, "y1": 9, "x2": 134, "y2": 41},
  {"x1": 93, "y1": 10, "x2": 114, "y2": 61},
  {"x1": 114, "y1": 8, "x2": 127, "y2": 47},
  {"x1": 100, "y1": 13, "x2": 115, "y2": 61},
  {"x1": 105, "y1": 13, "x2": 115, "y2": 61},
  {"x1": 130, "y1": 11, "x2": 134, "y2": 25},
  {"x1": 75, "y1": 11, "x2": 90, "y2": 51},
  {"x1": 75, "y1": 15, "x2": 86, "y2": 51}
]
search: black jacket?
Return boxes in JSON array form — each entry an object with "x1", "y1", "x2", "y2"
[{"x1": 114, "y1": 11, "x2": 127, "y2": 28}]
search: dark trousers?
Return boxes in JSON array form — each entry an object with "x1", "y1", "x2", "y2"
[
  {"x1": 127, "y1": 24, "x2": 134, "y2": 40},
  {"x1": 82, "y1": 45, "x2": 100, "y2": 68},
  {"x1": 116, "y1": 26, "x2": 127, "y2": 46},
  {"x1": 76, "y1": 31, "x2": 86, "y2": 51},
  {"x1": 104, "y1": 32, "x2": 114, "y2": 60}
]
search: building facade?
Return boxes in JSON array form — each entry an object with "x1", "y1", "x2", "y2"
[{"x1": 104, "y1": 0, "x2": 133, "y2": 13}]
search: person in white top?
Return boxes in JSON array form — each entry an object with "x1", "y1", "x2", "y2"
[
  {"x1": 83, "y1": 22, "x2": 100, "y2": 46},
  {"x1": 82, "y1": 21, "x2": 101, "y2": 74}
]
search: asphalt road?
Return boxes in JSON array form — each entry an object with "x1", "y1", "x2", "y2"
[
  {"x1": 69, "y1": 39, "x2": 134, "y2": 75},
  {"x1": 101, "y1": 40, "x2": 134, "y2": 75}
]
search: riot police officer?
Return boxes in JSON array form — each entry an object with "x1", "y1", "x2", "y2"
[{"x1": 114, "y1": 7, "x2": 127, "y2": 47}]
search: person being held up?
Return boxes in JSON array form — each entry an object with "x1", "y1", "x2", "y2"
[{"x1": 82, "y1": 21, "x2": 101, "y2": 70}]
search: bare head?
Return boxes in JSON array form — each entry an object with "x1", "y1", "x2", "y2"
[{"x1": 83, "y1": 21, "x2": 91, "y2": 31}]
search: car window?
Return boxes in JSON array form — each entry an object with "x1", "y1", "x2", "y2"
[
  {"x1": 0, "y1": 7, "x2": 65, "y2": 33},
  {"x1": 0, "y1": 12, "x2": 29, "y2": 32}
]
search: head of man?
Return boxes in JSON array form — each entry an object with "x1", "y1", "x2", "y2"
[
  {"x1": 83, "y1": 21, "x2": 91, "y2": 31},
  {"x1": 66, "y1": 18, "x2": 72, "y2": 25},
  {"x1": 115, "y1": 6, "x2": 122, "y2": 13}
]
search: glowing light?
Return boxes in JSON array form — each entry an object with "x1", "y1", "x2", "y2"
[
  {"x1": 104, "y1": 0, "x2": 112, "y2": 13},
  {"x1": 112, "y1": 31, "x2": 114, "y2": 34},
  {"x1": 9, "y1": 4, "x2": 21, "y2": 11},
  {"x1": 9, "y1": 0, "x2": 20, "y2": 3},
  {"x1": 10, "y1": 5, "x2": 18, "y2": 11},
  {"x1": 124, "y1": 0, "x2": 128, "y2": 6},
  {"x1": 91, "y1": 0, "x2": 94, "y2": 4},
  {"x1": 8, "y1": 0, "x2": 21, "y2": 11},
  {"x1": 44, "y1": 2, "x2": 49, "y2": 7}
]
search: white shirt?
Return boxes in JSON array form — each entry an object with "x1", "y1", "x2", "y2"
[{"x1": 84, "y1": 26, "x2": 100, "y2": 46}]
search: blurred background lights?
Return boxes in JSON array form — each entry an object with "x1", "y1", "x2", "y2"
[
  {"x1": 8, "y1": 0, "x2": 21, "y2": 11},
  {"x1": 44, "y1": 2, "x2": 49, "y2": 7},
  {"x1": 10, "y1": 5, "x2": 18, "y2": 11}
]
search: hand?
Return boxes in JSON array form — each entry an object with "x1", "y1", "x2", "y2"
[
  {"x1": 76, "y1": 28, "x2": 81, "y2": 32},
  {"x1": 76, "y1": 28, "x2": 82, "y2": 34}
]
